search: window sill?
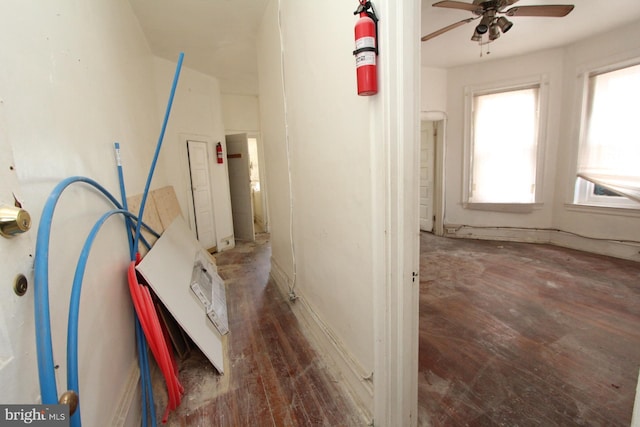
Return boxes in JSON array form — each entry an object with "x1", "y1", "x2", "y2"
[
  {"x1": 463, "y1": 202, "x2": 541, "y2": 214},
  {"x1": 565, "y1": 203, "x2": 640, "y2": 218}
]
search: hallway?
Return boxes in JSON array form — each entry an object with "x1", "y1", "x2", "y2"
[
  {"x1": 418, "y1": 232, "x2": 640, "y2": 426},
  {"x1": 152, "y1": 233, "x2": 365, "y2": 426}
]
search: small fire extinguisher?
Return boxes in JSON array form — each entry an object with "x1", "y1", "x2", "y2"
[
  {"x1": 216, "y1": 142, "x2": 223, "y2": 164},
  {"x1": 353, "y1": 1, "x2": 379, "y2": 96}
]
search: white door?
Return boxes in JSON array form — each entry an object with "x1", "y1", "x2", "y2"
[
  {"x1": 187, "y1": 140, "x2": 217, "y2": 250},
  {"x1": 225, "y1": 134, "x2": 255, "y2": 242},
  {"x1": 420, "y1": 121, "x2": 435, "y2": 232}
]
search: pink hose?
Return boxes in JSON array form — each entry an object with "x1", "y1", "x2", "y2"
[{"x1": 128, "y1": 261, "x2": 183, "y2": 422}]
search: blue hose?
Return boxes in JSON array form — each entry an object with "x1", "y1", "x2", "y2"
[
  {"x1": 114, "y1": 142, "x2": 156, "y2": 427},
  {"x1": 35, "y1": 52, "x2": 184, "y2": 424},
  {"x1": 34, "y1": 177, "x2": 125, "y2": 404},
  {"x1": 66, "y1": 209, "x2": 133, "y2": 426},
  {"x1": 67, "y1": 209, "x2": 161, "y2": 427},
  {"x1": 33, "y1": 178, "x2": 159, "y2": 409},
  {"x1": 114, "y1": 143, "x2": 134, "y2": 257},
  {"x1": 133, "y1": 52, "x2": 184, "y2": 254}
]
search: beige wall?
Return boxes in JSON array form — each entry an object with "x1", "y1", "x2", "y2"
[
  {"x1": 221, "y1": 94, "x2": 261, "y2": 133},
  {"x1": 421, "y1": 66, "x2": 447, "y2": 113},
  {"x1": 257, "y1": 0, "x2": 376, "y2": 416}
]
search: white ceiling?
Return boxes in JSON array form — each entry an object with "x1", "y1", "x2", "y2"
[
  {"x1": 421, "y1": 0, "x2": 640, "y2": 68},
  {"x1": 129, "y1": 1, "x2": 640, "y2": 93},
  {"x1": 128, "y1": 0, "x2": 269, "y2": 94}
]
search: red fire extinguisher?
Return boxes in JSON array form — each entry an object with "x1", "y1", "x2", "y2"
[
  {"x1": 216, "y1": 142, "x2": 223, "y2": 164},
  {"x1": 353, "y1": 1, "x2": 379, "y2": 96}
]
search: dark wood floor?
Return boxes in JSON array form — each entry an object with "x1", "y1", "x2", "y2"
[
  {"x1": 418, "y1": 232, "x2": 640, "y2": 426},
  {"x1": 152, "y1": 233, "x2": 364, "y2": 426}
]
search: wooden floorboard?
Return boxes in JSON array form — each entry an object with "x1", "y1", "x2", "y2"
[
  {"x1": 147, "y1": 230, "x2": 640, "y2": 426},
  {"x1": 418, "y1": 232, "x2": 640, "y2": 426},
  {"x1": 151, "y1": 233, "x2": 365, "y2": 426}
]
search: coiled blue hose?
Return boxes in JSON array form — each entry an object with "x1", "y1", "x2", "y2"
[
  {"x1": 34, "y1": 52, "x2": 184, "y2": 426},
  {"x1": 34, "y1": 178, "x2": 159, "y2": 423},
  {"x1": 34, "y1": 177, "x2": 125, "y2": 404}
]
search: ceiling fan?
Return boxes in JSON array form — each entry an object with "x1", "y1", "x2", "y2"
[{"x1": 421, "y1": 0, "x2": 574, "y2": 44}]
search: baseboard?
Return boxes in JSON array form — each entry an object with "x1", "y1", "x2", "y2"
[
  {"x1": 443, "y1": 224, "x2": 640, "y2": 262},
  {"x1": 549, "y1": 232, "x2": 640, "y2": 261},
  {"x1": 110, "y1": 360, "x2": 141, "y2": 427},
  {"x1": 270, "y1": 258, "x2": 374, "y2": 424},
  {"x1": 632, "y1": 369, "x2": 640, "y2": 427}
]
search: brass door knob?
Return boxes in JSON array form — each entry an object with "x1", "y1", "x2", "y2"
[{"x1": 0, "y1": 205, "x2": 31, "y2": 237}]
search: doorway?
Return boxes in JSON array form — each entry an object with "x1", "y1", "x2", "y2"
[
  {"x1": 225, "y1": 133, "x2": 255, "y2": 242},
  {"x1": 420, "y1": 113, "x2": 446, "y2": 236}
]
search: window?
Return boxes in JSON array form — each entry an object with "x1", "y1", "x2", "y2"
[
  {"x1": 464, "y1": 78, "x2": 546, "y2": 208},
  {"x1": 574, "y1": 61, "x2": 640, "y2": 208}
]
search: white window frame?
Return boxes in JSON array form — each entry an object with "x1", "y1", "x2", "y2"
[
  {"x1": 573, "y1": 57, "x2": 640, "y2": 210},
  {"x1": 463, "y1": 75, "x2": 549, "y2": 212}
]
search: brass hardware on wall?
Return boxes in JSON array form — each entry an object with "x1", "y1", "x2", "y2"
[
  {"x1": 0, "y1": 205, "x2": 31, "y2": 237},
  {"x1": 13, "y1": 274, "x2": 28, "y2": 296},
  {"x1": 58, "y1": 390, "x2": 79, "y2": 416}
]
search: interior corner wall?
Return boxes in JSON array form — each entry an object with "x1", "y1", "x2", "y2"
[
  {"x1": 256, "y1": 0, "x2": 295, "y2": 283},
  {"x1": 257, "y1": 0, "x2": 374, "y2": 415},
  {"x1": 0, "y1": 1, "x2": 166, "y2": 424},
  {"x1": 151, "y1": 57, "x2": 234, "y2": 251}
]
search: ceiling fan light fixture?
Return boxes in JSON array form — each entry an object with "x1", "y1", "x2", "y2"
[
  {"x1": 497, "y1": 16, "x2": 513, "y2": 33},
  {"x1": 475, "y1": 14, "x2": 493, "y2": 34},
  {"x1": 489, "y1": 23, "x2": 501, "y2": 40},
  {"x1": 471, "y1": 31, "x2": 482, "y2": 42}
]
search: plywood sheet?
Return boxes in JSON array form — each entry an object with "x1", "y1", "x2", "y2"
[
  {"x1": 151, "y1": 186, "x2": 183, "y2": 230},
  {"x1": 136, "y1": 217, "x2": 225, "y2": 374},
  {"x1": 126, "y1": 193, "x2": 162, "y2": 253}
]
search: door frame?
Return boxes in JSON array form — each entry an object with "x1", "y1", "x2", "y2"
[
  {"x1": 371, "y1": 1, "x2": 421, "y2": 425},
  {"x1": 180, "y1": 133, "x2": 214, "y2": 239}
]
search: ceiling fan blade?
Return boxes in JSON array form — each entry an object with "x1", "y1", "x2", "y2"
[
  {"x1": 501, "y1": 0, "x2": 519, "y2": 8},
  {"x1": 432, "y1": 1, "x2": 480, "y2": 13},
  {"x1": 421, "y1": 17, "x2": 476, "y2": 42},
  {"x1": 504, "y1": 4, "x2": 574, "y2": 17}
]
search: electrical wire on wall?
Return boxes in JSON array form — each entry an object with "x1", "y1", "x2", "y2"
[
  {"x1": 278, "y1": 0, "x2": 298, "y2": 301},
  {"x1": 448, "y1": 224, "x2": 640, "y2": 246}
]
